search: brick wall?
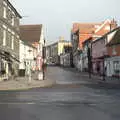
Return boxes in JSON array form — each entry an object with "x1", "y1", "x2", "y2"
[{"x1": 107, "y1": 44, "x2": 120, "y2": 56}]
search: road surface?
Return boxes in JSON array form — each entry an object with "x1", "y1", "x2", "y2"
[{"x1": 0, "y1": 66, "x2": 120, "y2": 120}]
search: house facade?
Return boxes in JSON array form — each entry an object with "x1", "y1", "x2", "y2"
[
  {"x1": 71, "y1": 19, "x2": 118, "y2": 72},
  {"x1": 92, "y1": 36, "x2": 108, "y2": 75},
  {"x1": 19, "y1": 40, "x2": 37, "y2": 76},
  {"x1": 0, "y1": 0, "x2": 21, "y2": 80},
  {"x1": 60, "y1": 44, "x2": 72, "y2": 67},
  {"x1": 46, "y1": 38, "x2": 71, "y2": 65},
  {"x1": 46, "y1": 42, "x2": 58, "y2": 64},
  {"x1": 71, "y1": 22, "x2": 102, "y2": 71},
  {"x1": 105, "y1": 27, "x2": 120, "y2": 77},
  {"x1": 82, "y1": 37, "x2": 92, "y2": 72},
  {"x1": 92, "y1": 27, "x2": 119, "y2": 76},
  {"x1": 20, "y1": 24, "x2": 45, "y2": 71}
]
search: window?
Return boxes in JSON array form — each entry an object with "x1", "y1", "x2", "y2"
[
  {"x1": 11, "y1": 16, "x2": 14, "y2": 26},
  {"x1": 3, "y1": 1, "x2": 7, "y2": 6},
  {"x1": 113, "y1": 61, "x2": 120, "y2": 74},
  {"x1": 3, "y1": 29, "x2": 6, "y2": 46},
  {"x1": 3, "y1": 7, "x2": 7, "y2": 18}
]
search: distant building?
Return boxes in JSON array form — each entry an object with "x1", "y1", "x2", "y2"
[
  {"x1": 60, "y1": 45, "x2": 73, "y2": 67},
  {"x1": 20, "y1": 24, "x2": 44, "y2": 71},
  {"x1": 0, "y1": 0, "x2": 22, "y2": 80},
  {"x1": 46, "y1": 38, "x2": 72, "y2": 65}
]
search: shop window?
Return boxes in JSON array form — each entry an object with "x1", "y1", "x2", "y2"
[{"x1": 113, "y1": 61, "x2": 120, "y2": 75}]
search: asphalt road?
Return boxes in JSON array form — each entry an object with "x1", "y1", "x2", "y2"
[{"x1": 0, "y1": 66, "x2": 120, "y2": 120}]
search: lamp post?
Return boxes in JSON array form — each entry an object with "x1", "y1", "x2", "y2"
[
  {"x1": 42, "y1": 39, "x2": 46, "y2": 80},
  {"x1": 103, "y1": 53, "x2": 105, "y2": 81},
  {"x1": 87, "y1": 42, "x2": 92, "y2": 79},
  {"x1": 28, "y1": 49, "x2": 32, "y2": 84}
]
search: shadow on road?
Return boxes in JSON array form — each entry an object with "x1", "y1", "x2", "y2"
[{"x1": 84, "y1": 82, "x2": 120, "y2": 90}]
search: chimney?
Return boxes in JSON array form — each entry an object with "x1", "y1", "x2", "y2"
[{"x1": 110, "y1": 18, "x2": 118, "y2": 31}]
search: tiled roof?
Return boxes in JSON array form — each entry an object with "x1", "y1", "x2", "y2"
[
  {"x1": 78, "y1": 23, "x2": 101, "y2": 34},
  {"x1": 72, "y1": 23, "x2": 102, "y2": 34},
  {"x1": 20, "y1": 24, "x2": 42, "y2": 43}
]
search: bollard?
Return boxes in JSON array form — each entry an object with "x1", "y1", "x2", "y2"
[
  {"x1": 38, "y1": 71, "x2": 43, "y2": 80},
  {"x1": 28, "y1": 73, "x2": 31, "y2": 84}
]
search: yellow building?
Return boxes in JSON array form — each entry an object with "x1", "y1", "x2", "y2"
[
  {"x1": 46, "y1": 38, "x2": 72, "y2": 65},
  {"x1": 58, "y1": 40, "x2": 72, "y2": 55}
]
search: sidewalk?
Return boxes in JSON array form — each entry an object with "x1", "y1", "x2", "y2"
[
  {"x1": 62, "y1": 67, "x2": 120, "y2": 85},
  {"x1": 78, "y1": 72, "x2": 120, "y2": 85},
  {"x1": 0, "y1": 75, "x2": 56, "y2": 91}
]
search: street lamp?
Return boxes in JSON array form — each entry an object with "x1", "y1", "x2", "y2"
[
  {"x1": 42, "y1": 39, "x2": 46, "y2": 80},
  {"x1": 87, "y1": 42, "x2": 92, "y2": 79},
  {"x1": 27, "y1": 49, "x2": 32, "y2": 84},
  {"x1": 102, "y1": 53, "x2": 105, "y2": 81}
]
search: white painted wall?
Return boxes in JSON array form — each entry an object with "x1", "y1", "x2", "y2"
[
  {"x1": 105, "y1": 56, "x2": 120, "y2": 77},
  {"x1": 19, "y1": 40, "x2": 37, "y2": 70}
]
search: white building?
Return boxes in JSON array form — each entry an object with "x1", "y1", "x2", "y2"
[
  {"x1": 19, "y1": 40, "x2": 37, "y2": 75},
  {"x1": 20, "y1": 24, "x2": 45, "y2": 71}
]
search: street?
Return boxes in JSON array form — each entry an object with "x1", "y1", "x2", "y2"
[{"x1": 0, "y1": 66, "x2": 120, "y2": 120}]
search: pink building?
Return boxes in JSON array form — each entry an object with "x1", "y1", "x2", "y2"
[{"x1": 92, "y1": 37, "x2": 108, "y2": 75}]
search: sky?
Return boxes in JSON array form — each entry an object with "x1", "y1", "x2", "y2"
[{"x1": 10, "y1": 0, "x2": 120, "y2": 43}]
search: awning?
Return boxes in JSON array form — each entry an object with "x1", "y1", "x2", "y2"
[
  {"x1": 9, "y1": 54, "x2": 20, "y2": 63},
  {"x1": 0, "y1": 52, "x2": 12, "y2": 63},
  {"x1": 0, "y1": 45, "x2": 19, "y2": 58},
  {"x1": 0, "y1": 51, "x2": 20, "y2": 63},
  {"x1": 0, "y1": 45, "x2": 20, "y2": 63}
]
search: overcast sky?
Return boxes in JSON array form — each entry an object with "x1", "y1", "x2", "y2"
[{"x1": 10, "y1": 0, "x2": 120, "y2": 42}]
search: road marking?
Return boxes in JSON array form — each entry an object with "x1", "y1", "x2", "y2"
[{"x1": 0, "y1": 102, "x2": 35, "y2": 105}]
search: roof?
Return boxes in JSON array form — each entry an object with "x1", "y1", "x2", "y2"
[
  {"x1": 95, "y1": 19, "x2": 118, "y2": 36},
  {"x1": 7, "y1": 0, "x2": 22, "y2": 18},
  {"x1": 92, "y1": 27, "x2": 120, "y2": 44},
  {"x1": 72, "y1": 22, "x2": 102, "y2": 34},
  {"x1": 82, "y1": 37, "x2": 93, "y2": 45},
  {"x1": 72, "y1": 19, "x2": 117, "y2": 35},
  {"x1": 107, "y1": 27, "x2": 120, "y2": 46},
  {"x1": 20, "y1": 24, "x2": 42, "y2": 43},
  {"x1": 78, "y1": 23, "x2": 101, "y2": 34}
]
